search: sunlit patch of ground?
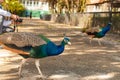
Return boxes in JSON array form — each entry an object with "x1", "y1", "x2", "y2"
[{"x1": 0, "y1": 18, "x2": 120, "y2": 80}]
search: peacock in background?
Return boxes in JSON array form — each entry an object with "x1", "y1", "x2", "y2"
[
  {"x1": 0, "y1": 32, "x2": 71, "y2": 78},
  {"x1": 84, "y1": 22, "x2": 112, "y2": 38},
  {"x1": 82, "y1": 22, "x2": 112, "y2": 45}
]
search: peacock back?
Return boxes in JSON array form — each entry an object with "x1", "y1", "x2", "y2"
[{"x1": 0, "y1": 32, "x2": 46, "y2": 47}]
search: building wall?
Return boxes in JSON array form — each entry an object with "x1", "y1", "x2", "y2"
[
  {"x1": 86, "y1": 3, "x2": 109, "y2": 12},
  {"x1": 86, "y1": 0, "x2": 104, "y2": 4},
  {"x1": 86, "y1": 0, "x2": 120, "y2": 12},
  {"x1": 85, "y1": 0, "x2": 109, "y2": 12},
  {"x1": 19, "y1": 0, "x2": 50, "y2": 17}
]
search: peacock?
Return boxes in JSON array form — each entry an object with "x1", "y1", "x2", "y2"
[
  {"x1": 0, "y1": 32, "x2": 71, "y2": 78},
  {"x1": 85, "y1": 22, "x2": 112, "y2": 38},
  {"x1": 82, "y1": 22, "x2": 112, "y2": 45}
]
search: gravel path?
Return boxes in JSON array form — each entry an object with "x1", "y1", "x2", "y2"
[{"x1": 0, "y1": 18, "x2": 120, "y2": 80}]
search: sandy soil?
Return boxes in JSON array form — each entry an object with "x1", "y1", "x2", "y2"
[{"x1": 0, "y1": 18, "x2": 120, "y2": 80}]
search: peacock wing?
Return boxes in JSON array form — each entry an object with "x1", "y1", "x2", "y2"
[
  {"x1": 86, "y1": 26, "x2": 100, "y2": 33},
  {"x1": 0, "y1": 32, "x2": 46, "y2": 47},
  {"x1": 92, "y1": 26, "x2": 100, "y2": 32}
]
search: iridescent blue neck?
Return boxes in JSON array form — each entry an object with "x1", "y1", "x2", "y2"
[
  {"x1": 101, "y1": 24, "x2": 111, "y2": 34},
  {"x1": 46, "y1": 40, "x2": 65, "y2": 56},
  {"x1": 61, "y1": 40, "x2": 67, "y2": 46}
]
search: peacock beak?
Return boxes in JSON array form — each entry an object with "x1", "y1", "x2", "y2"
[{"x1": 68, "y1": 42, "x2": 71, "y2": 45}]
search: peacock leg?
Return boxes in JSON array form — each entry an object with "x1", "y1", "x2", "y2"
[
  {"x1": 97, "y1": 39, "x2": 102, "y2": 46},
  {"x1": 18, "y1": 59, "x2": 27, "y2": 77},
  {"x1": 35, "y1": 59, "x2": 44, "y2": 78},
  {"x1": 89, "y1": 38, "x2": 92, "y2": 45}
]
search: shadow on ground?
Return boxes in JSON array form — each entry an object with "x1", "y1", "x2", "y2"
[{"x1": 0, "y1": 19, "x2": 120, "y2": 80}]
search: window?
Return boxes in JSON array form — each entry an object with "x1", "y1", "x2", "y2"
[
  {"x1": 36, "y1": 1, "x2": 39, "y2": 6},
  {"x1": 30, "y1": 1, "x2": 32, "y2": 6},
  {"x1": 34, "y1": 1, "x2": 36, "y2": 6},
  {"x1": 23, "y1": 1, "x2": 25, "y2": 4},
  {"x1": 27, "y1": 1, "x2": 29, "y2": 5}
]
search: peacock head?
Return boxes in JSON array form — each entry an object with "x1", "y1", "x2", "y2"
[{"x1": 62, "y1": 37, "x2": 71, "y2": 45}]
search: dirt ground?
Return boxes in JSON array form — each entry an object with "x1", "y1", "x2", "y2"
[{"x1": 0, "y1": 18, "x2": 120, "y2": 80}]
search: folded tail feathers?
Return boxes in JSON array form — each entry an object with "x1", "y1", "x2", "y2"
[
  {"x1": 38, "y1": 34, "x2": 50, "y2": 43},
  {"x1": 1, "y1": 43, "x2": 29, "y2": 55}
]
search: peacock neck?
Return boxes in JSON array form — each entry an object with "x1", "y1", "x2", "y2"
[
  {"x1": 46, "y1": 40, "x2": 65, "y2": 56},
  {"x1": 57, "y1": 40, "x2": 66, "y2": 53},
  {"x1": 101, "y1": 24, "x2": 111, "y2": 34},
  {"x1": 57, "y1": 44, "x2": 65, "y2": 55},
  {"x1": 61, "y1": 40, "x2": 66, "y2": 46},
  {"x1": 59, "y1": 40, "x2": 66, "y2": 50}
]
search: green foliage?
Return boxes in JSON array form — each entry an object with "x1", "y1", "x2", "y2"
[{"x1": 2, "y1": 0, "x2": 25, "y2": 15}]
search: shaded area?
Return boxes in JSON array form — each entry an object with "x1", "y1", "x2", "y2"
[{"x1": 0, "y1": 19, "x2": 120, "y2": 80}]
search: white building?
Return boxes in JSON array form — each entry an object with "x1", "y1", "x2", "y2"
[
  {"x1": 19, "y1": 0, "x2": 50, "y2": 17},
  {"x1": 20, "y1": 0, "x2": 49, "y2": 11}
]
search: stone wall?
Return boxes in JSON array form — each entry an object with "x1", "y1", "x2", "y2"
[{"x1": 51, "y1": 13, "x2": 120, "y2": 34}]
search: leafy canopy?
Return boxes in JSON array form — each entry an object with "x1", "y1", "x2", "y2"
[{"x1": 2, "y1": 0, "x2": 25, "y2": 15}]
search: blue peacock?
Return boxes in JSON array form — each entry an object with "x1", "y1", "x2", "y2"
[
  {"x1": 0, "y1": 32, "x2": 71, "y2": 78},
  {"x1": 84, "y1": 22, "x2": 112, "y2": 38}
]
